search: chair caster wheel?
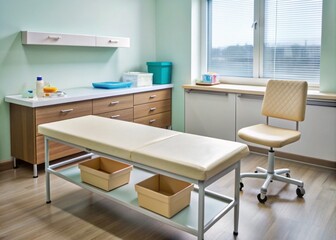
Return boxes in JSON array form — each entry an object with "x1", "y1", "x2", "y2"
[
  {"x1": 296, "y1": 187, "x2": 305, "y2": 198},
  {"x1": 233, "y1": 231, "x2": 238, "y2": 236},
  {"x1": 240, "y1": 182, "x2": 244, "y2": 191},
  {"x1": 254, "y1": 170, "x2": 258, "y2": 173},
  {"x1": 286, "y1": 173, "x2": 291, "y2": 178},
  {"x1": 257, "y1": 193, "x2": 267, "y2": 203}
]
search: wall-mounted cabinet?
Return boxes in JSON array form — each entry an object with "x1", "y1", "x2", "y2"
[
  {"x1": 21, "y1": 31, "x2": 130, "y2": 48},
  {"x1": 96, "y1": 36, "x2": 130, "y2": 48}
]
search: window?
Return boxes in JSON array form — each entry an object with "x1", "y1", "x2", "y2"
[{"x1": 207, "y1": 0, "x2": 323, "y2": 84}]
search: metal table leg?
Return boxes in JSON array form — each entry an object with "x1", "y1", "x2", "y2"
[
  {"x1": 233, "y1": 162, "x2": 240, "y2": 236},
  {"x1": 198, "y1": 181, "x2": 205, "y2": 240},
  {"x1": 45, "y1": 137, "x2": 51, "y2": 204}
]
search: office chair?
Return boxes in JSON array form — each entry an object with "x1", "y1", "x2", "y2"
[{"x1": 238, "y1": 80, "x2": 308, "y2": 203}]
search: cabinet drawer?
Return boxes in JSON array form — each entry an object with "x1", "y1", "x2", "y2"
[
  {"x1": 93, "y1": 95, "x2": 133, "y2": 114},
  {"x1": 134, "y1": 112, "x2": 171, "y2": 128},
  {"x1": 22, "y1": 31, "x2": 95, "y2": 46},
  {"x1": 35, "y1": 101, "x2": 92, "y2": 132},
  {"x1": 36, "y1": 136, "x2": 81, "y2": 164},
  {"x1": 96, "y1": 36, "x2": 130, "y2": 48},
  {"x1": 134, "y1": 99, "x2": 171, "y2": 119},
  {"x1": 96, "y1": 108, "x2": 133, "y2": 122},
  {"x1": 134, "y1": 89, "x2": 171, "y2": 105}
]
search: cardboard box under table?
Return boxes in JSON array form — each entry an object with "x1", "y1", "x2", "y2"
[
  {"x1": 135, "y1": 174, "x2": 194, "y2": 218},
  {"x1": 79, "y1": 157, "x2": 132, "y2": 191}
]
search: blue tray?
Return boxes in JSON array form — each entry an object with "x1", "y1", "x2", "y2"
[{"x1": 92, "y1": 81, "x2": 132, "y2": 89}]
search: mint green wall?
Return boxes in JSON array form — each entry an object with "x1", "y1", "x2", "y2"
[
  {"x1": 320, "y1": 0, "x2": 336, "y2": 93},
  {"x1": 156, "y1": 0, "x2": 193, "y2": 132},
  {"x1": 0, "y1": 0, "x2": 156, "y2": 161}
]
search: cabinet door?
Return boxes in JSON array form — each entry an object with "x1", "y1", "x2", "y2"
[
  {"x1": 35, "y1": 101, "x2": 93, "y2": 136},
  {"x1": 185, "y1": 91, "x2": 236, "y2": 141},
  {"x1": 281, "y1": 104, "x2": 336, "y2": 161},
  {"x1": 36, "y1": 136, "x2": 81, "y2": 164}
]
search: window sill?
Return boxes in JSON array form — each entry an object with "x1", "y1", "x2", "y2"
[{"x1": 183, "y1": 82, "x2": 336, "y2": 102}]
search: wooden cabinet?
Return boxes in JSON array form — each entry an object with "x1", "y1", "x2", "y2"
[
  {"x1": 134, "y1": 89, "x2": 172, "y2": 128},
  {"x1": 9, "y1": 87, "x2": 172, "y2": 176},
  {"x1": 10, "y1": 101, "x2": 92, "y2": 169}
]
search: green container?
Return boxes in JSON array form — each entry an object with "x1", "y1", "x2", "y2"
[{"x1": 147, "y1": 62, "x2": 172, "y2": 84}]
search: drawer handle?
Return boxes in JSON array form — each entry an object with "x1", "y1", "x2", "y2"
[
  {"x1": 149, "y1": 107, "x2": 156, "y2": 111},
  {"x1": 149, "y1": 119, "x2": 156, "y2": 123},
  {"x1": 48, "y1": 35, "x2": 62, "y2": 40},
  {"x1": 60, "y1": 109, "x2": 73, "y2": 113},
  {"x1": 149, "y1": 95, "x2": 156, "y2": 99},
  {"x1": 108, "y1": 40, "x2": 119, "y2": 44},
  {"x1": 110, "y1": 101, "x2": 120, "y2": 105},
  {"x1": 111, "y1": 115, "x2": 120, "y2": 118}
]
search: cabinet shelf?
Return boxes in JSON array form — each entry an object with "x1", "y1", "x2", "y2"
[{"x1": 21, "y1": 31, "x2": 130, "y2": 48}]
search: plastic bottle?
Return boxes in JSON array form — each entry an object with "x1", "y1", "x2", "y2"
[{"x1": 36, "y1": 76, "x2": 44, "y2": 98}]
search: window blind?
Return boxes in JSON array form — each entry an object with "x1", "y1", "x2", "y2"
[{"x1": 263, "y1": 0, "x2": 322, "y2": 83}]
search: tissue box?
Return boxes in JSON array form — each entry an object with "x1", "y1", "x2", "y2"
[
  {"x1": 202, "y1": 73, "x2": 217, "y2": 83},
  {"x1": 122, "y1": 72, "x2": 153, "y2": 87}
]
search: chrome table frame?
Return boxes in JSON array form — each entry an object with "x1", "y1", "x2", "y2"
[{"x1": 44, "y1": 136, "x2": 241, "y2": 240}]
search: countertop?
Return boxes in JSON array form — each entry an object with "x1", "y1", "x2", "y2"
[
  {"x1": 183, "y1": 83, "x2": 336, "y2": 101},
  {"x1": 5, "y1": 84, "x2": 173, "y2": 108}
]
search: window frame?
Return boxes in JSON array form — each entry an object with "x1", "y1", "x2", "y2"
[{"x1": 201, "y1": 0, "x2": 321, "y2": 87}]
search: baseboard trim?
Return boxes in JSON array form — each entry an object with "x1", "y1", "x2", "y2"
[
  {"x1": 0, "y1": 159, "x2": 13, "y2": 172},
  {"x1": 249, "y1": 146, "x2": 336, "y2": 170}
]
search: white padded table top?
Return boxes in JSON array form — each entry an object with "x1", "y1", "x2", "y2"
[
  {"x1": 38, "y1": 115, "x2": 249, "y2": 181},
  {"x1": 132, "y1": 133, "x2": 249, "y2": 180},
  {"x1": 38, "y1": 115, "x2": 180, "y2": 160}
]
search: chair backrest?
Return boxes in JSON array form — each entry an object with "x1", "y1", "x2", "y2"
[{"x1": 262, "y1": 80, "x2": 308, "y2": 122}]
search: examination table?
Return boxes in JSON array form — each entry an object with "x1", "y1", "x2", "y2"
[{"x1": 38, "y1": 115, "x2": 249, "y2": 240}]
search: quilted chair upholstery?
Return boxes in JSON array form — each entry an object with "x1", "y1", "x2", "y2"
[{"x1": 238, "y1": 80, "x2": 308, "y2": 203}]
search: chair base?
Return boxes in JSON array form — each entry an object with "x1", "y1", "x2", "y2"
[{"x1": 240, "y1": 149, "x2": 305, "y2": 203}]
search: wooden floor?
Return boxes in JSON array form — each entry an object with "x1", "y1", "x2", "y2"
[{"x1": 0, "y1": 154, "x2": 335, "y2": 240}]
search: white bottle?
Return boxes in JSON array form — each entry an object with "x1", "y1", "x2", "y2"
[{"x1": 36, "y1": 76, "x2": 44, "y2": 98}]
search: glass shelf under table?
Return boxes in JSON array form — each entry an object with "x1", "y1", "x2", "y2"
[{"x1": 52, "y1": 165, "x2": 231, "y2": 236}]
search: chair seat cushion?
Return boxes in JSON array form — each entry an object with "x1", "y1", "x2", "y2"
[{"x1": 238, "y1": 124, "x2": 301, "y2": 148}]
